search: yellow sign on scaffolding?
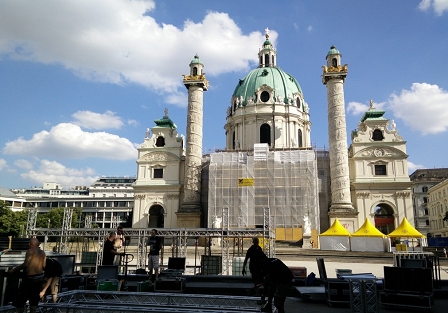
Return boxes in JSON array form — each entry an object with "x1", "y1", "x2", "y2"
[{"x1": 238, "y1": 178, "x2": 254, "y2": 187}]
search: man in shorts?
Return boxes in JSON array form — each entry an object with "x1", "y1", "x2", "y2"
[
  {"x1": 147, "y1": 229, "x2": 162, "y2": 281},
  {"x1": 10, "y1": 238, "x2": 46, "y2": 313},
  {"x1": 39, "y1": 258, "x2": 63, "y2": 303}
]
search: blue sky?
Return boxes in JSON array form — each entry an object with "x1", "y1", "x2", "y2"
[{"x1": 1, "y1": 0, "x2": 447, "y2": 189}]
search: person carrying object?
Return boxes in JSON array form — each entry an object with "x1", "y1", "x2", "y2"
[
  {"x1": 39, "y1": 258, "x2": 63, "y2": 303},
  {"x1": 103, "y1": 232, "x2": 125, "y2": 266}
]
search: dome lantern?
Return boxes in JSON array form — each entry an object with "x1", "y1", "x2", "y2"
[{"x1": 258, "y1": 27, "x2": 277, "y2": 68}]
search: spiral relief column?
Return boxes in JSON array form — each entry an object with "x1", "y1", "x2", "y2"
[
  {"x1": 322, "y1": 46, "x2": 356, "y2": 223},
  {"x1": 177, "y1": 55, "x2": 209, "y2": 228}
]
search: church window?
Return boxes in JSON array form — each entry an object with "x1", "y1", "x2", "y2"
[
  {"x1": 374, "y1": 164, "x2": 387, "y2": 175},
  {"x1": 193, "y1": 67, "x2": 198, "y2": 76},
  {"x1": 296, "y1": 98, "x2": 301, "y2": 108},
  {"x1": 260, "y1": 91, "x2": 270, "y2": 102},
  {"x1": 232, "y1": 132, "x2": 236, "y2": 150},
  {"x1": 156, "y1": 136, "x2": 165, "y2": 147},
  {"x1": 426, "y1": 219, "x2": 429, "y2": 226},
  {"x1": 153, "y1": 168, "x2": 163, "y2": 179},
  {"x1": 372, "y1": 129, "x2": 384, "y2": 141},
  {"x1": 260, "y1": 124, "x2": 271, "y2": 146},
  {"x1": 272, "y1": 55, "x2": 275, "y2": 65},
  {"x1": 259, "y1": 56, "x2": 262, "y2": 66},
  {"x1": 332, "y1": 58, "x2": 337, "y2": 67},
  {"x1": 423, "y1": 197, "x2": 427, "y2": 203},
  {"x1": 424, "y1": 208, "x2": 428, "y2": 215},
  {"x1": 298, "y1": 129, "x2": 303, "y2": 148},
  {"x1": 233, "y1": 100, "x2": 237, "y2": 111},
  {"x1": 264, "y1": 54, "x2": 269, "y2": 66},
  {"x1": 422, "y1": 186, "x2": 428, "y2": 192}
]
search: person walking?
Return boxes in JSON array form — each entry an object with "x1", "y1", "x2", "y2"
[
  {"x1": 147, "y1": 229, "x2": 162, "y2": 282},
  {"x1": 9, "y1": 238, "x2": 46, "y2": 313},
  {"x1": 260, "y1": 256, "x2": 294, "y2": 313},
  {"x1": 102, "y1": 232, "x2": 124, "y2": 266},
  {"x1": 39, "y1": 258, "x2": 63, "y2": 303},
  {"x1": 242, "y1": 237, "x2": 266, "y2": 303}
]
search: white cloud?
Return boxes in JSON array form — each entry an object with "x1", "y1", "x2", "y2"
[
  {"x1": 388, "y1": 83, "x2": 448, "y2": 135},
  {"x1": 408, "y1": 161, "x2": 426, "y2": 174},
  {"x1": 72, "y1": 110, "x2": 124, "y2": 130},
  {"x1": 0, "y1": 159, "x2": 6, "y2": 170},
  {"x1": 418, "y1": 0, "x2": 448, "y2": 15},
  {"x1": 14, "y1": 159, "x2": 33, "y2": 170},
  {"x1": 347, "y1": 101, "x2": 386, "y2": 116},
  {"x1": 127, "y1": 119, "x2": 139, "y2": 126},
  {"x1": 3, "y1": 123, "x2": 137, "y2": 160},
  {"x1": 20, "y1": 159, "x2": 98, "y2": 188},
  {"x1": 0, "y1": 1, "x2": 268, "y2": 107},
  {"x1": 307, "y1": 25, "x2": 313, "y2": 32}
]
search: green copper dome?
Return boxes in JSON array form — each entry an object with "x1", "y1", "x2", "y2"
[
  {"x1": 190, "y1": 54, "x2": 202, "y2": 64},
  {"x1": 232, "y1": 66, "x2": 302, "y2": 105},
  {"x1": 327, "y1": 45, "x2": 341, "y2": 56}
]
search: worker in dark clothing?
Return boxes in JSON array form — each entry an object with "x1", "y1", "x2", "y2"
[
  {"x1": 102, "y1": 232, "x2": 124, "y2": 265},
  {"x1": 242, "y1": 237, "x2": 266, "y2": 303},
  {"x1": 39, "y1": 258, "x2": 63, "y2": 303},
  {"x1": 260, "y1": 256, "x2": 294, "y2": 313}
]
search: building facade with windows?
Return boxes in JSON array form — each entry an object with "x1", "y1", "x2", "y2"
[
  {"x1": 428, "y1": 178, "x2": 448, "y2": 237},
  {"x1": 410, "y1": 169, "x2": 448, "y2": 237},
  {"x1": 348, "y1": 101, "x2": 413, "y2": 234}
]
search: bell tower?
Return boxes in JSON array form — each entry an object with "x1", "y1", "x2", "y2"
[{"x1": 322, "y1": 46, "x2": 357, "y2": 231}]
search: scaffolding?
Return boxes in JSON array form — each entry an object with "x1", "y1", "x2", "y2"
[{"x1": 207, "y1": 146, "x2": 320, "y2": 234}]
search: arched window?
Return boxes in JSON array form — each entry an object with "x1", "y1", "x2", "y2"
[
  {"x1": 193, "y1": 67, "x2": 198, "y2": 76},
  {"x1": 298, "y1": 129, "x2": 303, "y2": 148},
  {"x1": 332, "y1": 58, "x2": 337, "y2": 67},
  {"x1": 264, "y1": 54, "x2": 269, "y2": 67},
  {"x1": 272, "y1": 55, "x2": 275, "y2": 65},
  {"x1": 296, "y1": 98, "x2": 301, "y2": 108},
  {"x1": 232, "y1": 131, "x2": 236, "y2": 150},
  {"x1": 156, "y1": 136, "x2": 165, "y2": 147},
  {"x1": 148, "y1": 205, "x2": 165, "y2": 228},
  {"x1": 234, "y1": 100, "x2": 237, "y2": 111},
  {"x1": 260, "y1": 124, "x2": 271, "y2": 146},
  {"x1": 372, "y1": 129, "x2": 384, "y2": 141},
  {"x1": 259, "y1": 56, "x2": 263, "y2": 66}
]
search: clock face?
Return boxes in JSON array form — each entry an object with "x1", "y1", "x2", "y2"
[{"x1": 374, "y1": 148, "x2": 385, "y2": 157}]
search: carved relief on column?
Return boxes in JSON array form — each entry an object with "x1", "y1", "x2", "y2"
[
  {"x1": 326, "y1": 79, "x2": 353, "y2": 210},
  {"x1": 182, "y1": 85, "x2": 204, "y2": 208}
]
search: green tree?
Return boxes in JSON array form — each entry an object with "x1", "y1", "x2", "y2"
[{"x1": 0, "y1": 201, "x2": 28, "y2": 237}]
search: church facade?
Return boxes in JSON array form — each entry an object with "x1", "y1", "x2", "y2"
[{"x1": 131, "y1": 29, "x2": 415, "y2": 239}]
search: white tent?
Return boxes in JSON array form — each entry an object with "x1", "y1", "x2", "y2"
[
  {"x1": 350, "y1": 218, "x2": 387, "y2": 252},
  {"x1": 319, "y1": 218, "x2": 351, "y2": 251}
]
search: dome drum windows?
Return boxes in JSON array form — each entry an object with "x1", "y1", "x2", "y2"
[
  {"x1": 155, "y1": 136, "x2": 165, "y2": 147},
  {"x1": 372, "y1": 129, "x2": 384, "y2": 141}
]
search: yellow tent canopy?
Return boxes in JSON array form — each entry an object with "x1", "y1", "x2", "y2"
[
  {"x1": 387, "y1": 217, "x2": 425, "y2": 238},
  {"x1": 352, "y1": 218, "x2": 386, "y2": 237},
  {"x1": 319, "y1": 218, "x2": 351, "y2": 236}
]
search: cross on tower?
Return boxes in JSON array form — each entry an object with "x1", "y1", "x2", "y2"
[{"x1": 265, "y1": 27, "x2": 270, "y2": 38}]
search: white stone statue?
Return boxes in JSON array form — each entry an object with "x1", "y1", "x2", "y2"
[
  {"x1": 390, "y1": 120, "x2": 396, "y2": 130},
  {"x1": 303, "y1": 216, "x2": 311, "y2": 236},
  {"x1": 145, "y1": 128, "x2": 150, "y2": 138}
]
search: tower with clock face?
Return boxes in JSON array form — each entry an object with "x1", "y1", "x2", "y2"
[{"x1": 348, "y1": 100, "x2": 413, "y2": 234}]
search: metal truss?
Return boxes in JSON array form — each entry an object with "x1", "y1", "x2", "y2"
[
  {"x1": 25, "y1": 207, "x2": 37, "y2": 237},
  {"x1": 59, "y1": 207, "x2": 74, "y2": 253},
  {"x1": 33, "y1": 290, "x2": 260, "y2": 313},
  {"x1": 349, "y1": 279, "x2": 378, "y2": 313},
  {"x1": 29, "y1": 227, "x2": 275, "y2": 274}
]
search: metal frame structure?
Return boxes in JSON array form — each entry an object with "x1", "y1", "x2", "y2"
[
  {"x1": 0, "y1": 290, "x2": 261, "y2": 313},
  {"x1": 29, "y1": 227, "x2": 275, "y2": 274}
]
